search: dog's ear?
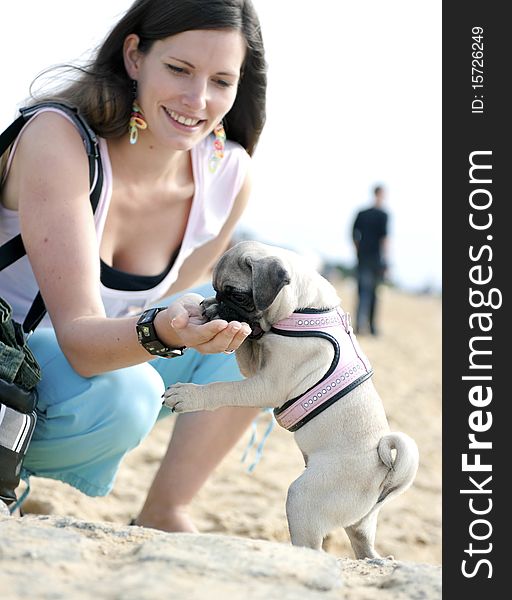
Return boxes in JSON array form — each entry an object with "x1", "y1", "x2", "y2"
[{"x1": 246, "y1": 256, "x2": 291, "y2": 312}]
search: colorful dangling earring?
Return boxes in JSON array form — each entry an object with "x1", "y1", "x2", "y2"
[
  {"x1": 208, "y1": 121, "x2": 226, "y2": 173},
  {"x1": 129, "y1": 101, "x2": 147, "y2": 145},
  {"x1": 128, "y1": 81, "x2": 147, "y2": 145}
]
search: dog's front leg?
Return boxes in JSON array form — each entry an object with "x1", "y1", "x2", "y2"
[{"x1": 163, "y1": 373, "x2": 288, "y2": 413}]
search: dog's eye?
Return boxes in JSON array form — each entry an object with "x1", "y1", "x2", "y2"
[
  {"x1": 231, "y1": 292, "x2": 247, "y2": 304},
  {"x1": 228, "y1": 291, "x2": 255, "y2": 311}
]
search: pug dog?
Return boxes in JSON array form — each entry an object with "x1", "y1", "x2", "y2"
[{"x1": 164, "y1": 241, "x2": 419, "y2": 559}]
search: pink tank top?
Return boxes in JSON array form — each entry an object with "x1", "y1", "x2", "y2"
[{"x1": 0, "y1": 107, "x2": 251, "y2": 326}]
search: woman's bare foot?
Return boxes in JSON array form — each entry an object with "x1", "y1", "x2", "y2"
[
  {"x1": 133, "y1": 505, "x2": 198, "y2": 533},
  {"x1": 134, "y1": 408, "x2": 259, "y2": 534}
]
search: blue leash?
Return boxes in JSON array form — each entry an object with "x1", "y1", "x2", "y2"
[
  {"x1": 8, "y1": 475, "x2": 31, "y2": 515},
  {"x1": 241, "y1": 408, "x2": 276, "y2": 473}
]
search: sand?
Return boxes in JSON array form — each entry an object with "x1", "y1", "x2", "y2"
[{"x1": 17, "y1": 277, "x2": 441, "y2": 566}]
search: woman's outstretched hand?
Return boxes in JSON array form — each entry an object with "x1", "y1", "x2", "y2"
[{"x1": 164, "y1": 293, "x2": 251, "y2": 354}]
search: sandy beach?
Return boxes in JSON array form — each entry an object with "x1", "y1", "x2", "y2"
[{"x1": 18, "y1": 277, "x2": 441, "y2": 566}]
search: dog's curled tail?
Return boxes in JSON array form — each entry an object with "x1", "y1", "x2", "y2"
[{"x1": 376, "y1": 432, "x2": 419, "y2": 505}]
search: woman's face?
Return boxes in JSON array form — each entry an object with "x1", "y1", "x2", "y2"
[{"x1": 126, "y1": 29, "x2": 246, "y2": 151}]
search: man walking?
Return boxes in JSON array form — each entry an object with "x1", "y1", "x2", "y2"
[{"x1": 352, "y1": 185, "x2": 389, "y2": 335}]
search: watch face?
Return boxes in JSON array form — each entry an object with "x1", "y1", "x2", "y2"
[{"x1": 139, "y1": 325, "x2": 151, "y2": 338}]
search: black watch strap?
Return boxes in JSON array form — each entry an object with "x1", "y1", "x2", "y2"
[{"x1": 136, "y1": 307, "x2": 186, "y2": 358}]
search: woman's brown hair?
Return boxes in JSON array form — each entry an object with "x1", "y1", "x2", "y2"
[{"x1": 30, "y1": 0, "x2": 267, "y2": 155}]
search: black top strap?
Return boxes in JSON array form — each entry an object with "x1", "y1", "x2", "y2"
[
  {"x1": 0, "y1": 101, "x2": 104, "y2": 333},
  {"x1": 0, "y1": 235, "x2": 25, "y2": 271},
  {"x1": 0, "y1": 114, "x2": 28, "y2": 157}
]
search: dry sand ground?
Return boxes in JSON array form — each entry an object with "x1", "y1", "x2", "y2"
[{"x1": 20, "y1": 277, "x2": 442, "y2": 565}]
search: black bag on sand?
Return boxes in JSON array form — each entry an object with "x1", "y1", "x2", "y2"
[
  {"x1": 0, "y1": 102, "x2": 103, "y2": 511},
  {"x1": 0, "y1": 296, "x2": 39, "y2": 507},
  {"x1": 0, "y1": 402, "x2": 38, "y2": 507}
]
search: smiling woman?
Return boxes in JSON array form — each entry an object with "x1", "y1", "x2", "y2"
[
  {"x1": 27, "y1": 0, "x2": 266, "y2": 154},
  {"x1": 122, "y1": 29, "x2": 246, "y2": 152},
  {"x1": 0, "y1": 0, "x2": 268, "y2": 529}
]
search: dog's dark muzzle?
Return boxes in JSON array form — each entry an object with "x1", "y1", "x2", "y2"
[
  {"x1": 216, "y1": 302, "x2": 247, "y2": 323},
  {"x1": 215, "y1": 297, "x2": 265, "y2": 340}
]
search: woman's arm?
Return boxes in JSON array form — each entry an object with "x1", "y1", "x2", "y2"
[{"x1": 13, "y1": 112, "x2": 249, "y2": 377}]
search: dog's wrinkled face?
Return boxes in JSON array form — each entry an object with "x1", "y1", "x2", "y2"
[{"x1": 202, "y1": 242, "x2": 291, "y2": 336}]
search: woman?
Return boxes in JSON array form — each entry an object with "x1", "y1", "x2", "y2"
[{"x1": 0, "y1": 0, "x2": 267, "y2": 531}]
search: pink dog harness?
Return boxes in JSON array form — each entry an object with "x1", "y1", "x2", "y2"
[{"x1": 272, "y1": 307, "x2": 373, "y2": 431}]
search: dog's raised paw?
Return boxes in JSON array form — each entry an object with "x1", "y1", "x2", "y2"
[{"x1": 163, "y1": 383, "x2": 205, "y2": 413}]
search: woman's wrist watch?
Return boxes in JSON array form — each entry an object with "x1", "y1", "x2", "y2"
[{"x1": 136, "y1": 307, "x2": 186, "y2": 358}]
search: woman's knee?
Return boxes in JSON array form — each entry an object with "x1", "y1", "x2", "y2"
[
  {"x1": 34, "y1": 355, "x2": 165, "y2": 455},
  {"x1": 100, "y1": 364, "x2": 165, "y2": 450}
]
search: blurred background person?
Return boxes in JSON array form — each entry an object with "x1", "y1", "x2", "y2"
[{"x1": 352, "y1": 184, "x2": 389, "y2": 336}]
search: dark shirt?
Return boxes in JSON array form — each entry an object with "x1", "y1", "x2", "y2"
[
  {"x1": 100, "y1": 246, "x2": 181, "y2": 292},
  {"x1": 352, "y1": 207, "x2": 388, "y2": 263}
]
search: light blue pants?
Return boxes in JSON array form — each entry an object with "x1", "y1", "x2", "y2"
[{"x1": 22, "y1": 284, "x2": 242, "y2": 496}]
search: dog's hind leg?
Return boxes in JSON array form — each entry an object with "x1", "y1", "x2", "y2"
[
  {"x1": 285, "y1": 476, "x2": 324, "y2": 550},
  {"x1": 344, "y1": 509, "x2": 381, "y2": 559}
]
